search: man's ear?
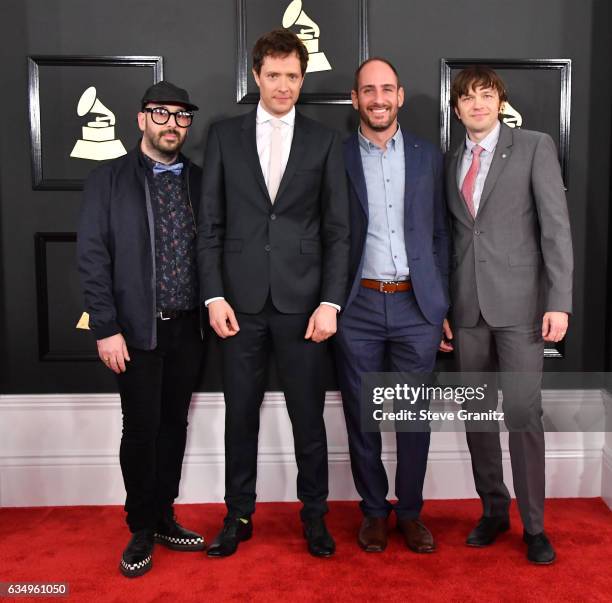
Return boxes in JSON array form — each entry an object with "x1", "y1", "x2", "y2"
[{"x1": 137, "y1": 111, "x2": 146, "y2": 132}]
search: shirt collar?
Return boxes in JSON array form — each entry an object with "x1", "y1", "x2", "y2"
[
  {"x1": 256, "y1": 102, "x2": 295, "y2": 127},
  {"x1": 465, "y1": 120, "x2": 501, "y2": 155},
  {"x1": 358, "y1": 124, "x2": 403, "y2": 153}
]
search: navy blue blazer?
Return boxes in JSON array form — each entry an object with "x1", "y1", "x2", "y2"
[{"x1": 343, "y1": 130, "x2": 450, "y2": 325}]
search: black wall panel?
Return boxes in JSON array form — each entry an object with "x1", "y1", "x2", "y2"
[{"x1": 0, "y1": 0, "x2": 611, "y2": 392}]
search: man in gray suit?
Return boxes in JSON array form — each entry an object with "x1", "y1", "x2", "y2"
[{"x1": 441, "y1": 66, "x2": 573, "y2": 564}]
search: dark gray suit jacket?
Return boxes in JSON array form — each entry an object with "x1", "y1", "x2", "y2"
[{"x1": 445, "y1": 123, "x2": 573, "y2": 328}]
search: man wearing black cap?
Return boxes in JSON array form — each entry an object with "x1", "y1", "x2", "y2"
[{"x1": 77, "y1": 81, "x2": 206, "y2": 578}]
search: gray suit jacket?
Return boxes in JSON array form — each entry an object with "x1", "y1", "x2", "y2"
[{"x1": 445, "y1": 123, "x2": 573, "y2": 328}]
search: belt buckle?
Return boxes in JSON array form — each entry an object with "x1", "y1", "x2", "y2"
[
  {"x1": 158, "y1": 311, "x2": 171, "y2": 321},
  {"x1": 379, "y1": 281, "x2": 397, "y2": 294}
]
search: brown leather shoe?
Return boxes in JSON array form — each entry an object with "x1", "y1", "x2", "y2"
[
  {"x1": 397, "y1": 518, "x2": 436, "y2": 553},
  {"x1": 358, "y1": 517, "x2": 388, "y2": 552}
]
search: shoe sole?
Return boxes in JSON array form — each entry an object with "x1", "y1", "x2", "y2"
[
  {"x1": 308, "y1": 548, "x2": 335, "y2": 558},
  {"x1": 358, "y1": 542, "x2": 387, "y2": 553},
  {"x1": 119, "y1": 559, "x2": 152, "y2": 578},
  {"x1": 154, "y1": 536, "x2": 206, "y2": 552},
  {"x1": 528, "y1": 556, "x2": 556, "y2": 565},
  {"x1": 407, "y1": 544, "x2": 437, "y2": 554},
  {"x1": 465, "y1": 523, "x2": 510, "y2": 547}
]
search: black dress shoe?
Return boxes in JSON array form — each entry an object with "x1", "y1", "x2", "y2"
[
  {"x1": 207, "y1": 518, "x2": 252, "y2": 557},
  {"x1": 119, "y1": 529, "x2": 154, "y2": 578},
  {"x1": 154, "y1": 517, "x2": 206, "y2": 551},
  {"x1": 523, "y1": 530, "x2": 556, "y2": 564},
  {"x1": 466, "y1": 516, "x2": 510, "y2": 547},
  {"x1": 303, "y1": 517, "x2": 335, "y2": 558}
]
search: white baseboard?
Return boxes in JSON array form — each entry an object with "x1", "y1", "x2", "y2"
[
  {"x1": 0, "y1": 392, "x2": 607, "y2": 508},
  {"x1": 603, "y1": 440, "x2": 612, "y2": 511}
]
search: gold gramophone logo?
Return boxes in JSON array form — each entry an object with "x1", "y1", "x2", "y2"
[
  {"x1": 500, "y1": 101, "x2": 523, "y2": 128},
  {"x1": 282, "y1": 0, "x2": 332, "y2": 73},
  {"x1": 70, "y1": 86, "x2": 127, "y2": 161}
]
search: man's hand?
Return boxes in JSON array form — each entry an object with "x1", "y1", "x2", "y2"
[
  {"x1": 97, "y1": 333, "x2": 130, "y2": 374},
  {"x1": 542, "y1": 311, "x2": 568, "y2": 342},
  {"x1": 305, "y1": 304, "x2": 338, "y2": 343},
  {"x1": 208, "y1": 299, "x2": 240, "y2": 338},
  {"x1": 439, "y1": 318, "x2": 454, "y2": 352}
]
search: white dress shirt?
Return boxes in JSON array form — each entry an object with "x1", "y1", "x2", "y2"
[
  {"x1": 256, "y1": 102, "x2": 295, "y2": 188},
  {"x1": 205, "y1": 102, "x2": 340, "y2": 312}
]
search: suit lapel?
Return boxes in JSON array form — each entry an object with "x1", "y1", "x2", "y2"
[
  {"x1": 478, "y1": 123, "x2": 513, "y2": 213},
  {"x1": 344, "y1": 132, "x2": 368, "y2": 217},
  {"x1": 402, "y1": 132, "x2": 423, "y2": 224},
  {"x1": 240, "y1": 109, "x2": 270, "y2": 203},
  {"x1": 447, "y1": 140, "x2": 474, "y2": 224},
  {"x1": 274, "y1": 112, "x2": 307, "y2": 204}
]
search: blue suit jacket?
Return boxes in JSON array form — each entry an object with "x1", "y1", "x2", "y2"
[{"x1": 343, "y1": 130, "x2": 450, "y2": 325}]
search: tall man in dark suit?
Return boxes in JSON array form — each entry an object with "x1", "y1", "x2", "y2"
[
  {"x1": 198, "y1": 29, "x2": 350, "y2": 558},
  {"x1": 441, "y1": 66, "x2": 573, "y2": 564},
  {"x1": 334, "y1": 58, "x2": 449, "y2": 553}
]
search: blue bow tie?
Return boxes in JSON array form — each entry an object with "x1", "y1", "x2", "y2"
[{"x1": 153, "y1": 162, "x2": 183, "y2": 176}]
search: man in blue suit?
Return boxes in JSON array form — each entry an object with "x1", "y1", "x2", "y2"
[{"x1": 334, "y1": 58, "x2": 449, "y2": 553}]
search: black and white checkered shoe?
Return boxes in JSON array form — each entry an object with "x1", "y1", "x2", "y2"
[
  {"x1": 119, "y1": 529, "x2": 154, "y2": 578},
  {"x1": 154, "y1": 517, "x2": 206, "y2": 551}
]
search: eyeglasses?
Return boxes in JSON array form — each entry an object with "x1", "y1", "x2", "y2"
[{"x1": 143, "y1": 107, "x2": 194, "y2": 128}]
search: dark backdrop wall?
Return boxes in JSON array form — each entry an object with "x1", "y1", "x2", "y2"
[{"x1": 0, "y1": 0, "x2": 610, "y2": 393}]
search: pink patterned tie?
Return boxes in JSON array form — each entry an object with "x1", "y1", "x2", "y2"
[{"x1": 461, "y1": 145, "x2": 483, "y2": 218}]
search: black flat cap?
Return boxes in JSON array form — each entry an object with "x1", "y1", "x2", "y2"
[{"x1": 141, "y1": 80, "x2": 199, "y2": 111}]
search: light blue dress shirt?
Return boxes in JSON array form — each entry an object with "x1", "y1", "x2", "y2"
[{"x1": 359, "y1": 126, "x2": 410, "y2": 281}]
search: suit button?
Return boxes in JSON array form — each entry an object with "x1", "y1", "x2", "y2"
[
  {"x1": 270, "y1": 213, "x2": 276, "y2": 220},
  {"x1": 264, "y1": 244, "x2": 271, "y2": 252},
  {"x1": 474, "y1": 229, "x2": 481, "y2": 235}
]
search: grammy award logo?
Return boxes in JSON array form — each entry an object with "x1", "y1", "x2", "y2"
[
  {"x1": 282, "y1": 0, "x2": 332, "y2": 73},
  {"x1": 70, "y1": 86, "x2": 127, "y2": 161},
  {"x1": 500, "y1": 101, "x2": 523, "y2": 128}
]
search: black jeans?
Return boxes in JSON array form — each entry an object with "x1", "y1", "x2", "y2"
[{"x1": 116, "y1": 313, "x2": 203, "y2": 532}]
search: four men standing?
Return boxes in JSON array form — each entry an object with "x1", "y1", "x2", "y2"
[{"x1": 78, "y1": 33, "x2": 572, "y2": 574}]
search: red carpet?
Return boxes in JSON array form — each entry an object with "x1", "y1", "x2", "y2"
[{"x1": 1, "y1": 499, "x2": 611, "y2": 602}]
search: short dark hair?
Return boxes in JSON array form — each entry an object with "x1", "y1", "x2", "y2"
[
  {"x1": 353, "y1": 57, "x2": 401, "y2": 92},
  {"x1": 450, "y1": 65, "x2": 508, "y2": 109},
  {"x1": 252, "y1": 29, "x2": 309, "y2": 76}
]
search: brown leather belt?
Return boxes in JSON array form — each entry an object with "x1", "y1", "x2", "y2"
[{"x1": 360, "y1": 279, "x2": 412, "y2": 293}]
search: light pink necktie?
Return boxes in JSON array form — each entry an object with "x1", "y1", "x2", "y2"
[
  {"x1": 461, "y1": 145, "x2": 484, "y2": 218},
  {"x1": 267, "y1": 118, "x2": 283, "y2": 203}
]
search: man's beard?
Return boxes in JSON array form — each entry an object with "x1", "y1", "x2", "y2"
[
  {"x1": 146, "y1": 128, "x2": 184, "y2": 158},
  {"x1": 360, "y1": 105, "x2": 397, "y2": 131}
]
